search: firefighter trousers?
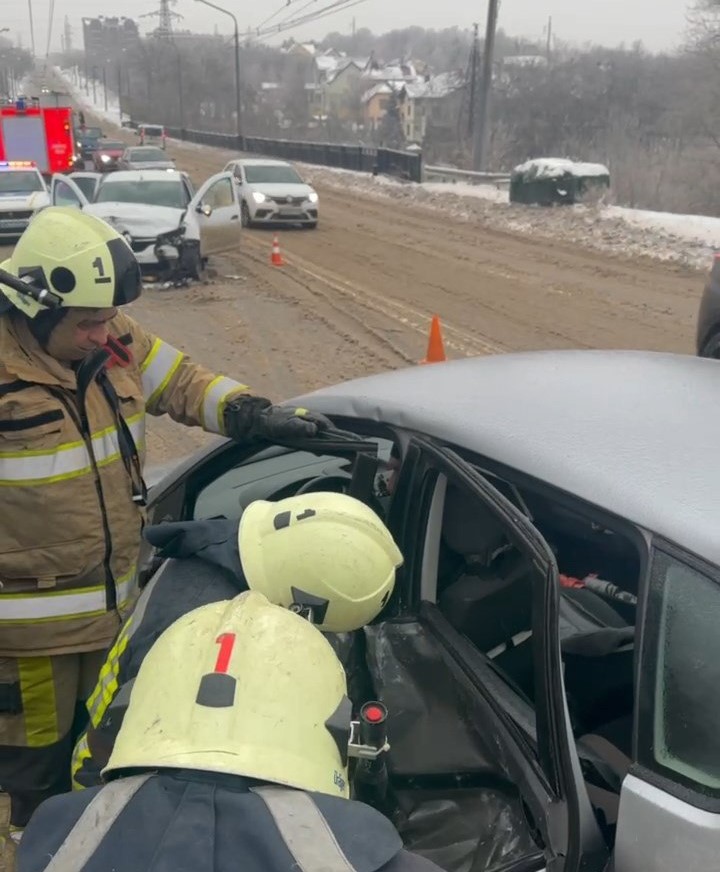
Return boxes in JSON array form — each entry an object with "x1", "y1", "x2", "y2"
[{"x1": 0, "y1": 651, "x2": 106, "y2": 827}]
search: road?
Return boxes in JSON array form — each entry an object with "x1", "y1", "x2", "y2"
[{"x1": 0, "y1": 115, "x2": 703, "y2": 467}]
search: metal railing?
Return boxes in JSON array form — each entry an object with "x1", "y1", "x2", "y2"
[
  {"x1": 163, "y1": 126, "x2": 423, "y2": 183},
  {"x1": 424, "y1": 164, "x2": 511, "y2": 186}
]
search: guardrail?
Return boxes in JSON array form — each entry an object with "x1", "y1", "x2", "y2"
[
  {"x1": 424, "y1": 164, "x2": 511, "y2": 186},
  {"x1": 163, "y1": 126, "x2": 423, "y2": 184}
]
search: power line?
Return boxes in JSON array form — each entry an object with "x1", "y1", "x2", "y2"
[{"x1": 255, "y1": 0, "x2": 367, "y2": 38}]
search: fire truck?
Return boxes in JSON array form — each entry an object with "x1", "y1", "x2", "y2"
[{"x1": 0, "y1": 93, "x2": 78, "y2": 178}]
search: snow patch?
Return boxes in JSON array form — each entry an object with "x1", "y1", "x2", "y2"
[{"x1": 513, "y1": 158, "x2": 610, "y2": 180}]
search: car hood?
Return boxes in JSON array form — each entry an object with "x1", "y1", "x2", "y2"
[
  {"x1": 0, "y1": 191, "x2": 50, "y2": 210},
  {"x1": 127, "y1": 161, "x2": 176, "y2": 170},
  {"x1": 248, "y1": 182, "x2": 314, "y2": 198},
  {"x1": 85, "y1": 202, "x2": 183, "y2": 236}
]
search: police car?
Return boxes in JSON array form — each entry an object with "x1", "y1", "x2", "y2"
[{"x1": 0, "y1": 161, "x2": 50, "y2": 240}]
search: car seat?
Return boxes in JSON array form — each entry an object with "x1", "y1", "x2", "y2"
[{"x1": 437, "y1": 485, "x2": 536, "y2": 700}]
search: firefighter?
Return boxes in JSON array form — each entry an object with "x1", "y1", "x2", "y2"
[
  {"x1": 0, "y1": 207, "x2": 333, "y2": 844},
  {"x1": 70, "y1": 492, "x2": 403, "y2": 789},
  {"x1": 18, "y1": 591, "x2": 442, "y2": 872}
]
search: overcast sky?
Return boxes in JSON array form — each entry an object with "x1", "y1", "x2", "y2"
[{"x1": 3, "y1": 0, "x2": 690, "y2": 56}]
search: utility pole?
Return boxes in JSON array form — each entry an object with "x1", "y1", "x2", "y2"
[
  {"x1": 472, "y1": 0, "x2": 499, "y2": 172},
  {"x1": 546, "y1": 15, "x2": 553, "y2": 61},
  {"x1": 467, "y1": 22, "x2": 479, "y2": 139}
]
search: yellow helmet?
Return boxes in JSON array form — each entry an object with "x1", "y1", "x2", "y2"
[
  {"x1": 104, "y1": 590, "x2": 354, "y2": 797},
  {"x1": 0, "y1": 206, "x2": 141, "y2": 318},
  {"x1": 239, "y1": 492, "x2": 403, "y2": 632}
]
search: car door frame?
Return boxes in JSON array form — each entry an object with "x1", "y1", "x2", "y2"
[
  {"x1": 397, "y1": 434, "x2": 609, "y2": 872},
  {"x1": 50, "y1": 173, "x2": 91, "y2": 208},
  {"x1": 187, "y1": 170, "x2": 241, "y2": 255}
]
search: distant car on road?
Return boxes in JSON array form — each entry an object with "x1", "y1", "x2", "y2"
[
  {"x1": 119, "y1": 146, "x2": 176, "y2": 171},
  {"x1": 74, "y1": 125, "x2": 104, "y2": 160},
  {"x1": 48, "y1": 168, "x2": 241, "y2": 282},
  {"x1": 92, "y1": 139, "x2": 126, "y2": 172},
  {"x1": 696, "y1": 255, "x2": 720, "y2": 358},
  {"x1": 223, "y1": 158, "x2": 319, "y2": 229},
  {"x1": 136, "y1": 123, "x2": 167, "y2": 150}
]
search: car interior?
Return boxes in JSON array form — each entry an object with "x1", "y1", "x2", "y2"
[{"x1": 153, "y1": 432, "x2": 645, "y2": 871}]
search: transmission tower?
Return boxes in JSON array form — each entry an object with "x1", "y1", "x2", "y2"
[{"x1": 140, "y1": 0, "x2": 183, "y2": 39}]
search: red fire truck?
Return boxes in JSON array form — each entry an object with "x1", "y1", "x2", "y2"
[{"x1": 0, "y1": 94, "x2": 78, "y2": 177}]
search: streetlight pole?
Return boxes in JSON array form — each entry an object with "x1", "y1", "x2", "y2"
[
  {"x1": 194, "y1": 0, "x2": 242, "y2": 142},
  {"x1": 102, "y1": 66, "x2": 108, "y2": 112}
]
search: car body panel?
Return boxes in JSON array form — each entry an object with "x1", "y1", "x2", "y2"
[{"x1": 188, "y1": 171, "x2": 241, "y2": 255}]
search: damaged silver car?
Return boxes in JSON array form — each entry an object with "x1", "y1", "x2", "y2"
[{"x1": 49, "y1": 169, "x2": 241, "y2": 283}]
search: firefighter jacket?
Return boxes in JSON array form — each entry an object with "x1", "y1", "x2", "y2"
[
  {"x1": 0, "y1": 310, "x2": 249, "y2": 657},
  {"x1": 19, "y1": 770, "x2": 443, "y2": 872},
  {"x1": 71, "y1": 521, "x2": 365, "y2": 790}
]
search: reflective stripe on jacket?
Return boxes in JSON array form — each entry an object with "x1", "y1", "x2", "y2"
[
  {"x1": 0, "y1": 310, "x2": 249, "y2": 656},
  {"x1": 20, "y1": 772, "x2": 439, "y2": 872}
]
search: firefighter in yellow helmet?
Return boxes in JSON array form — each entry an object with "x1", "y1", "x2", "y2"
[
  {"x1": 71, "y1": 491, "x2": 403, "y2": 789},
  {"x1": 0, "y1": 208, "x2": 334, "y2": 842},
  {"x1": 19, "y1": 592, "x2": 442, "y2": 872}
]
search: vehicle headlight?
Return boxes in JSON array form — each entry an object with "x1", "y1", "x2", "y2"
[
  {"x1": 252, "y1": 191, "x2": 267, "y2": 204},
  {"x1": 308, "y1": 192, "x2": 319, "y2": 204},
  {"x1": 100, "y1": 154, "x2": 111, "y2": 163}
]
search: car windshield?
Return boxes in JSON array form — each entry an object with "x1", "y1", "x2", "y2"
[
  {"x1": 95, "y1": 180, "x2": 185, "y2": 208},
  {"x1": 128, "y1": 148, "x2": 167, "y2": 161},
  {"x1": 244, "y1": 164, "x2": 303, "y2": 184},
  {"x1": 71, "y1": 177, "x2": 97, "y2": 199},
  {"x1": 0, "y1": 171, "x2": 44, "y2": 194},
  {"x1": 97, "y1": 141, "x2": 124, "y2": 151}
]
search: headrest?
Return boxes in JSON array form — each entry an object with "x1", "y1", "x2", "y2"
[{"x1": 441, "y1": 484, "x2": 509, "y2": 564}]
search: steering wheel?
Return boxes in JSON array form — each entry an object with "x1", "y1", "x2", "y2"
[{"x1": 295, "y1": 473, "x2": 352, "y2": 495}]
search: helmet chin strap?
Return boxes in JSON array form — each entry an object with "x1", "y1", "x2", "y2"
[{"x1": 26, "y1": 306, "x2": 69, "y2": 350}]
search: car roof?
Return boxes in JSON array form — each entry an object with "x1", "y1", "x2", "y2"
[
  {"x1": 294, "y1": 350, "x2": 720, "y2": 566},
  {"x1": 126, "y1": 145, "x2": 164, "y2": 152},
  {"x1": 99, "y1": 170, "x2": 182, "y2": 182},
  {"x1": 230, "y1": 158, "x2": 291, "y2": 167}
]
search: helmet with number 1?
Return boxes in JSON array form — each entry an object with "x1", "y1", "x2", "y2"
[
  {"x1": 104, "y1": 591, "x2": 355, "y2": 797},
  {"x1": 0, "y1": 207, "x2": 141, "y2": 318},
  {"x1": 239, "y1": 491, "x2": 404, "y2": 633}
]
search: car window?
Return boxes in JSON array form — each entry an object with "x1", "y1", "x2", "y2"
[
  {"x1": 142, "y1": 126, "x2": 164, "y2": 137},
  {"x1": 71, "y1": 177, "x2": 97, "y2": 199},
  {"x1": 244, "y1": 164, "x2": 303, "y2": 184},
  {"x1": 203, "y1": 177, "x2": 234, "y2": 209},
  {"x1": 95, "y1": 180, "x2": 185, "y2": 208},
  {"x1": 53, "y1": 179, "x2": 82, "y2": 207},
  {"x1": 639, "y1": 549, "x2": 720, "y2": 795},
  {"x1": 0, "y1": 171, "x2": 44, "y2": 194},
  {"x1": 128, "y1": 148, "x2": 166, "y2": 161}
]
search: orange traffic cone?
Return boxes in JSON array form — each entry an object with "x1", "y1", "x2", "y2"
[
  {"x1": 271, "y1": 234, "x2": 284, "y2": 267},
  {"x1": 420, "y1": 314, "x2": 447, "y2": 364}
]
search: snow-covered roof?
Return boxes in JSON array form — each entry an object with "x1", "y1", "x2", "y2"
[
  {"x1": 364, "y1": 60, "x2": 418, "y2": 83},
  {"x1": 326, "y1": 58, "x2": 366, "y2": 84},
  {"x1": 513, "y1": 157, "x2": 609, "y2": 180},
  {"x1": 403, "y1": 70, "x2": 465, "y2": 100},
  {"x1": 361, "y1": 82, "x2": 396, "y2": 104}
]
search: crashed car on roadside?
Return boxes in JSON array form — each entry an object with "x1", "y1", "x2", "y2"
[
  {"x1": 48, "y1": 169, "x2": 241, "y2": 282},
  {"x1": 140, "y1": 349, "x2": 719, "y2": 872}
]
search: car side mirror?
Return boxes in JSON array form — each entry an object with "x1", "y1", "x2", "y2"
[{"x1": 197, "y1": 203, "x2": 212, "y2": 217}]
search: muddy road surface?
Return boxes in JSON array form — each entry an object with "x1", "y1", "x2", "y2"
[{"x1": 0, "y1": 116, "x2": 703, "y2": 467}]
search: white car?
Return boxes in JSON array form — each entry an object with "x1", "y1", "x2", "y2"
[
  {"x1": 223, "y1": 158, "x2": 319, "y2": 229},
  {"x1": 49, "y1": 169, "x2": 241, "y2": 281},
  {"x1": 0, "y1": 161, "x2": 50, "y2": 240}
]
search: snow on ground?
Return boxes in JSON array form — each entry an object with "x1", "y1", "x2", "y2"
[
  {"x1": 56, "y1": 67, "x2": 124, "y2": 127},
  {"x1": 55, "y1": 67, "x2": 716, "y2": 271}
]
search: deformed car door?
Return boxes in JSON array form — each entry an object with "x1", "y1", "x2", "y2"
[
  {"x1": 614, "y1": 543, "x2": 720, "y2": 872},
  {"x1": 50, "y1": 174, "x2": 90, "y2": 209},
  {"x1": 396, "y1": 437, "x2": 609, "y2": 872},
  {"x1": 187, "y1": 171, "x2": 241, "y2": 256}
]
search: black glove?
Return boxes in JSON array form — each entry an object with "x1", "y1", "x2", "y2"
[
  {"x1": 223, "y1": 395, "x2": 333, "y2": 442},
  {"x1": 143, "y1": 518, "x2": 245, "y2": 585}
]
